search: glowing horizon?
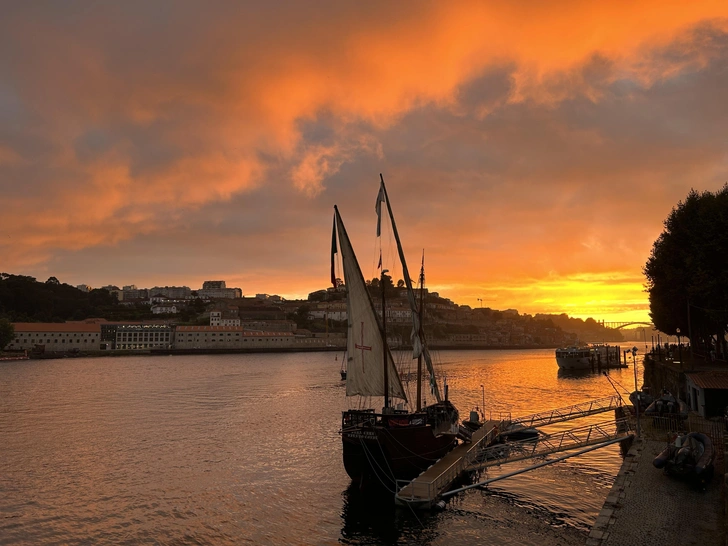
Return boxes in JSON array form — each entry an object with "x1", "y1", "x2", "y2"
[{"x1": 2, "y1": 2, "x2": 727, "y2": 325}]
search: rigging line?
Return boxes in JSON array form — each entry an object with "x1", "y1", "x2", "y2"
[
  {"x1": 374, "y1": 430, "x2": 398, "y2": 485},
  {"x1": 358, "y1": 436, "x2": 397, "y2": 493}
]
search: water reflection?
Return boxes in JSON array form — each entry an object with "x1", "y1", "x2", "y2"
[
  {"x1": 556, "y1": 367, "x2": 599, "y2": 380},
  {"x1": 340, "y1": 483, "x2": 439, "y2": 545}
]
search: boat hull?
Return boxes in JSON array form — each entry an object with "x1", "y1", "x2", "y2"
[
  {"x1": 340, "y1": 404, "x2": 459, "y2": 484},
  {"x1": 653, "y1": 432, "x2": 714, "y2": 484},
  {"x1": 341, "y1": 423, "x2": 457, "y2": 483},
  {"x1": 555, "y1": 355, "x2": 592, "y2": 369}
]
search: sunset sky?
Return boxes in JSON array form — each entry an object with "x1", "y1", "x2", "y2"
[{"x1": 2, "y1": 2, "x2": 727, "y2": 323}]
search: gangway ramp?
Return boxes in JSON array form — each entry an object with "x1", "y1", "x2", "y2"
[
  {"x1": 394, "y1": 420, "x2": 502, "y2": 509},
  {"x1": 467, "y1": 417, "x2": 632, "y2": 471},
  {"x1": 506, "y1": 395, "x2": 622, "y2": 429}
]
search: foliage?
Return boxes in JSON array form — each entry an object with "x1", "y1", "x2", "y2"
[
  {"x1": 644, "y1": 185, "x2": 728, "y2": 351},
  {"x1": 289, "y1": 304, "x2": 312, "y2": 330},
  {"x1": 0, "y1": 274, "x2": 119, "y2": 322},
  {"x1": 0, "y1": 318, "x2": 14, "y2": 349}
]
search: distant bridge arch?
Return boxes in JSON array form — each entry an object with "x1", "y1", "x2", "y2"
[{"x1": 601, "y1": 321, "x2": 654, "y2": 330}]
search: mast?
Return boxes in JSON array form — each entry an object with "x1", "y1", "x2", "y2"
[
  {"x1": 382, "y1": 268, "x2": 389, "y2": 411},
  {"x1": 378, "y1": 174, "x2": 443, "y2": 403},
  {"x1": 416, "y1": 251, "x2": 425, "y2": 411}
]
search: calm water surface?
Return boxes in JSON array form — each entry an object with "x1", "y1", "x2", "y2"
[{"x1": 0, "y1": 350, "x2": 644, "y2": 544}]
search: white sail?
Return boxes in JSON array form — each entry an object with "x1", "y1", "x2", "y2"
[{"x1": 333, "y1": 207, "x2": 407, "y2": 401}]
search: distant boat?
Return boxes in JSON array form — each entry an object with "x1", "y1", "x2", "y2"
[
  {"x1": 555, "y1": 344, "x2": 618, "y2": 370},
  {"x1": 332, "y1": 175, "x2": 460, "y2": 484},
  {"x1": 339, "y1": 350, "x2": 347, "y2": 380},
  {"x1": 555, "y1": 346, "x2": 595, "y2": 369}
]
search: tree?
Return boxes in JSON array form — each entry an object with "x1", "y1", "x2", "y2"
[
  {"x1": 0, "y1": 318, "x2": 14, "y2": 350},
  {"x1": 644, "y1": 185, "x2": 728, "y2": 357}
]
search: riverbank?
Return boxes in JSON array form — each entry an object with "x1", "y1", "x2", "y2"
[
  {"x1": 588, "y1": 431, "x2": 725, "y2": 545},
  {"x1": 2, "y1": 344, "x2": 564, "y2": 360}
]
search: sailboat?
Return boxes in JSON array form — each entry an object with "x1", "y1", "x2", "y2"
[{"x1": 331, "y1": 174, "x2": 460, "y2": 486}]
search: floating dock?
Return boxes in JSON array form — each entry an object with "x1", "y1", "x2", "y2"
[
  {"x1": 395, "y1": 420, "x2": 501, "y2": 509},
  {"x1": 395, "y1": 396, "x2": 631, "y2": 509}
]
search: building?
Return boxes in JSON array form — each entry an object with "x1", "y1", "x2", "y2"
[
  {"x1": 308, "y1": 302, "x2": 347, "y2": 322},
  {"x1": 149, "y1": 286, "x2": 192, "y2": 300},
  {"x1": 175, "y1": 325, "x2": 296, "y2": 350},
  {"x1": 76, "y1": 284, "x2": 92, "y2": 293},
  {"x1": 240, "y1": 319, "x2": 296, "y2": 332},
  {"x1": 114, "y1": 324, "x2": 173, "y2": 350},
  {"x1": 122, "y1": 287, "x2": 149, "y2": 301},
  {"x1": 7, "y1": 323, "x2": 102, "y2": 352},
  {"x1": 198, "y1": 280, "x2": 242, "y2": 299},
  {"x1": 210, "y1": 306, "x2": 241, "y2": 326},
  {"x1": 685, "y1": 371, "x2": 728, "y2": 419},
  {"x1": 151, "y1": 303, "x2": 179, "y2": 314}
]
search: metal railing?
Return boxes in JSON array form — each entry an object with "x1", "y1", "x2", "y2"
[
  {"x1": 467, "y1": 417, "x2": 632, "y2": 470},
  {"x1": 508, "y1": 395, "x2": 622, "y2": 429}
]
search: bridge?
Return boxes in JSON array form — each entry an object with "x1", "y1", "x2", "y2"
[{"x1": 600, "y1": 321, "x2": 654, "y2": 330}]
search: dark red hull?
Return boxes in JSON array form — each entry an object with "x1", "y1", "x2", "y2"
[{"x1": 340, "y1": 403, "x2": 459, "y2": 484}]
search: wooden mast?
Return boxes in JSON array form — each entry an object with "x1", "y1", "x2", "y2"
[
  {"x1": 417, "y1": 251, "x2": 425, "y2": 411},
  {"x1": 381, "y1": 267, "x2": 389, "y2": 411}
]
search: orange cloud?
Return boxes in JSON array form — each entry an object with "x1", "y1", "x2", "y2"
[{"x1": 2, "y1": 2, "x2": 728, "y2": 319}]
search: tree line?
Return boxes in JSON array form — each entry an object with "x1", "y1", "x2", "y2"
[{"x1": 644, "y1": 184, "x2": 728, "y2": 359}]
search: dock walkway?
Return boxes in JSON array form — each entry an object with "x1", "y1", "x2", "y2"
[{"x1": 394, "y1": 420, "x2": 501, "y2": 508}]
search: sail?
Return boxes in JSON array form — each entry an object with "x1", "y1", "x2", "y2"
[
  {"x1": 333, "y1": 207, "x2": 407, "y2": 401},
  {"x1": 378, "y1": 176, "x2": 442, "y2": 402}
]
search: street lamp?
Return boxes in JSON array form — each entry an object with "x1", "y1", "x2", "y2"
[
  {"x1": 632, "y1": 346, "x2": 640, "y2": 438},
  {"x1": 477, "y1": 298, "x2": 483, "y2": 308},
  {"x1": 480, "y1": 384, "x2": 485, "y2": 419}
]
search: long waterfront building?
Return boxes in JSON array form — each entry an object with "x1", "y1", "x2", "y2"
[{"x1": 6, "y1": 322, "x2": 345, "y2": 353}]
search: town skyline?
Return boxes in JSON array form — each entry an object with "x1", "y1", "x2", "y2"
[{"x1": 3, "y1": 3, "x2": 728, "y2": 324}]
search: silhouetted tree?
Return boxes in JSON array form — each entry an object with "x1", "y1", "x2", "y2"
[
  {"x1": 0, "y1": 318, "x2": 14, "y2": 350},
  {"x1": 644, "y1": 185, "x2": 728, "y2": 356}
]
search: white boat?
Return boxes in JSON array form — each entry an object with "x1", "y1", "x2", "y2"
[{"x1": 555, "y1": 345, "x2": 616, "y2": 370}]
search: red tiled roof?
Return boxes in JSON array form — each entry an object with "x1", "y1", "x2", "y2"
[
  {"x1": 175, "y1": 325, "x2": 293, "y2": 336},
  {"x1": 686, "y1": 371, "x2": 728, "y2": 390},
  {"x1": 12, "y1": 322, "x2": 101, "y2": 333}
]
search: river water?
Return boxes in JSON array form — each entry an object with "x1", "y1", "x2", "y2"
[{"x1": 0, "y1": 349, "x2": 643, "y2": 545}]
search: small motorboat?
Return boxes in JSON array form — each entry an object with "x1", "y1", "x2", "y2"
[
  {"x1": 497, "y1": 425, "x2": 540, "y2": 442},
  {"x1": 629, "y1": 386, "x2": 653, "y2": 412},
  {"x1": 653, "y1": 432, "x2": 715, "y2": 484},
  {"x1": 644, "y1": 389, "x2": 688, "y2": 420}
]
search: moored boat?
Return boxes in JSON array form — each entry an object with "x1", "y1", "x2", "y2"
[
  {"x1": 644, "y1": 389, "x2": 688, "y2": 420},
  {"x1": 652, "y1": 432, "x2": 714, "y2": 484},
  {"x1": 332, "y1": 175, "x2": 460, "y2": 486},
  {"x1": 629, "y1": 387, "x2": 653, "y2": 412}
]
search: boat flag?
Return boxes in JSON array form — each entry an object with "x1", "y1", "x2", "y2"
[
  {"x1": 375, "y1": 181, "x2": 385, "y2": 237},
  {"x1": 331, "y1": 214, "x2": 337, "y2": 288}
]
